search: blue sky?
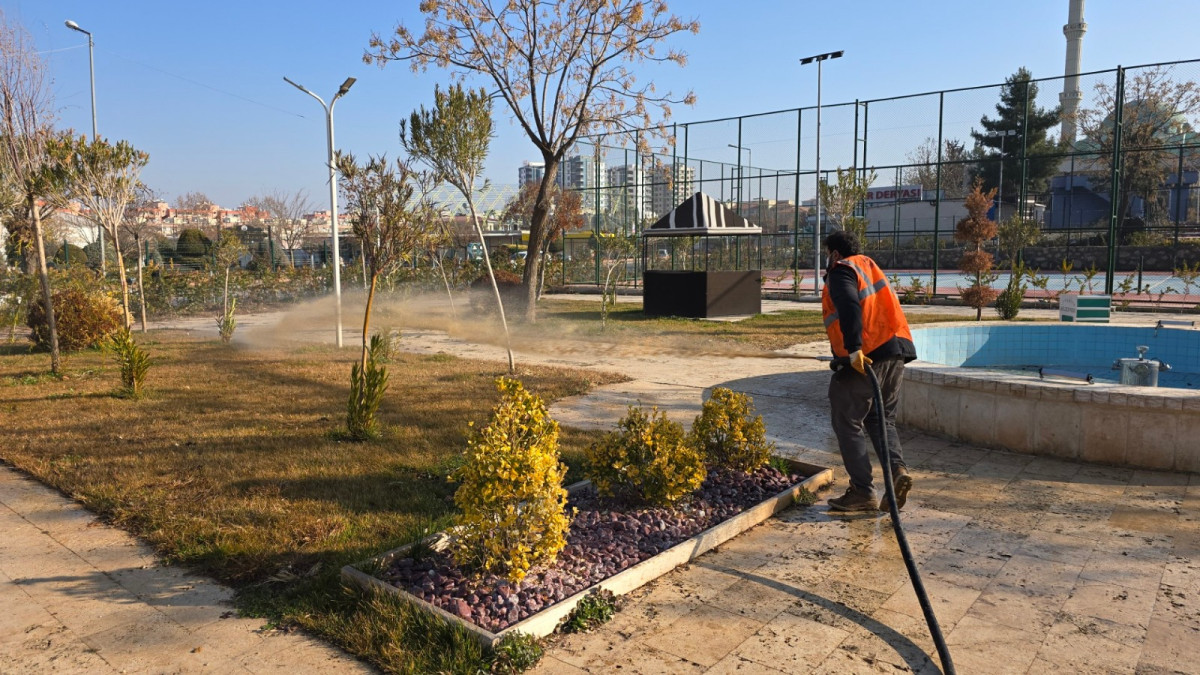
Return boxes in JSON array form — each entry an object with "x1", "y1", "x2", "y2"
[{"x1": 4, "y1": 0, "x2": 1197, "y2": 209}]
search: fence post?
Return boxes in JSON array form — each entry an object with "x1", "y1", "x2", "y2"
[
  {"x1": 1104, "y1": 66, "x2": 1125, "y2": 294},
  {"x1": 933, "y1": 91, "x2": 945, "y2": 296}
]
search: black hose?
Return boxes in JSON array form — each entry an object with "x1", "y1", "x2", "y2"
[{"x1": 865, "y1": 365, "x2": 956, "y2": 675}]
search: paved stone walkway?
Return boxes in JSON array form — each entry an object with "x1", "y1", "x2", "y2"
[
  {"x1": 0, "y1": 468, "x2": 371, "y2": 673},
  {"x1": 3, "y1": 296, "x2": 1198, "y2": 673}
]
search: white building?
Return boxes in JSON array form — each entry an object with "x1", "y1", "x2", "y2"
[
  {"x1": 650, "y1": 164, "x2": 695, "y2": 219},
  {"x1": 557, "y1": 154, "x2": 608, "y2": 213},
  {"x1": 607, "y1": 164, "x2": 653, "y2": 223},
  {"x1": 518, "y1": 161, "x2": 545, "y2": 186}
]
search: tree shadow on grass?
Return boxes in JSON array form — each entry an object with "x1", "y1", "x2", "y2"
[{"x1": 231, "y1": 468, "x2": 456, "y2": 518}]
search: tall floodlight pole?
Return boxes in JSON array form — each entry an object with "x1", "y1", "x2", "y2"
[
  {"x1": 65, "y1": 20, "x2": 104, "y2": 272},
  {"x1": 284, "y1": 76, "x2": 356, "y2": 348},
  {"x1": 801, "y1": 50, "x2": 843, "y2": 294},
  {"x1": 985, "y1": 129, "x2": 1017, "y2": 221}
]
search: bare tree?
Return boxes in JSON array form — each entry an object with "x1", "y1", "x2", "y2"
[
  {"x1": 818, "y1": 166, "x2": 877, "y2": 243},
  {"x1": 55, "y1": 135, "x2": 149, "y2": 328},
  {"x1": 1073, "y1": 66, "x2": 1200, "y2": 239},
  {"x1": 258, "y1": 189, "x2": 313, "y2": 268},
  {"x1": 121, "y1": 188, "x2": 163, "y2": 333},
  {"x1": 903, "y1": 137, "x2": 972, "y2": 198},
  {"x1": 368, "y1": 0, "x2": 699, "y2": 320},
  {"x1": 0, "y1": 10, "x2": 65, "y2": 373},
  {"x1": 175, "y1": 190, "x2": 218, "y2": 237}
]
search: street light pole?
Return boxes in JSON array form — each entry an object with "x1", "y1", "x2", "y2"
[
  {"x1": 801, "y1": 50, "x2": 843, "y2": 295},
  {"x1": 985, "y1": 129, "x2": 1017, "y2": 222},
  {"x1": 65, "y1": 20, "x2": 104, "y2": 273},
  {"x1": 284, "y1": 76, "x2": 356, "y2": 348}
]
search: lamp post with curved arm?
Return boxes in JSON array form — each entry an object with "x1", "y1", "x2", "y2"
[
  {"x1": 65, "y1": 20, "x2": 104, "y2": 272},
  {"x1": 284, "y1": 76, "x2": 356, "y2": 348}
]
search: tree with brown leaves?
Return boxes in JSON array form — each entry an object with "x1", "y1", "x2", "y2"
[
  {"x1": 367, "y1": 0, "x2": 699, "y2": 321},
  {"x1": 956, "y1": 179, "x2": 999, "y2": 320}
]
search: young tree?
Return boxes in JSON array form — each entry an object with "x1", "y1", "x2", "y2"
[
  {"x1": 258, "y1": 189, "x2": 313, "y2": 268},
  {"x1": 211, "y1": 229, "x2": 247, "y2": 323},
  {"x1": 368, "y1": 0, "x2": 699, "y2": 321},
  {"x1": 336, "y1": 152, "x2": 433, "y2": 438},
  {"x1": 971, "y1": 68, "x2": 1061, "y2": 201},
  {"x1": 956, "y1": 179, "x2": 1000, "y2": 321},
  {"x1": 0, "y1": 11, "x2": 65, "y2": 373},
  {"x1": 1074, "y1": 66, "x2": 1200, "y2": 239},
  {"x1": 400, "y1": 83, "x2": 515, "y2": 372},
  {"x1": 994, "y1": 214, "x2": 1041, "y2": 320},
  {"x1": 817, "y1": 167, "x2": 877, "y2": 244},
  {"x1": 55, "y1": 135, "x2": 150, "y2": 328},
  {"x1": 597, "y1": 233, "x2": 636, "y2": 329}
]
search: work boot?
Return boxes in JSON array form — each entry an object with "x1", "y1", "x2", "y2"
[
  {"x1": 880, "y1": 465, "x2": 913, "y2": 511},
  {"x1": 828, "y1": 487, "x2": 878, "y2": 513}
]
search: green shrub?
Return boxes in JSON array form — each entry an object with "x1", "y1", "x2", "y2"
[
  {"x1": 106, "y1": 327, "x2": 151, "y2": 398},
  {"x1": 451, "y1": 378, "x2": 570, "y2": 583},
  {"x1": 27, "y1": 287, "x2": 122, "y2": 352},
  {"x1": 490, "y1": 632, "x2": 544, "y2": 674},
  {"x1": 561, "y1": 589, "x2": 617, "y2": 634},
  {"x1": 52, "y1": 243, "x2": 89, "y2": 268},
  {"x1": 174, "y1": 228, "x2": 211, "y2": 259},
  {"x1": 346, "y1": 353, "x2": 389, "y2": 440},
  {"x1": 689, "y1": 388, "x2": 775, "y2": 473},
  {"x1": 995, "y1": 280, "x2": 1024, "y2": 320},
  {"x1": 585, "y1": 405, "x2": 706, "y2": 507}
]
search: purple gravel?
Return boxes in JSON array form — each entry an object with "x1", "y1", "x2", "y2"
[{"x1": 376, "y1": 466, "x2": 805, "y2": 633}]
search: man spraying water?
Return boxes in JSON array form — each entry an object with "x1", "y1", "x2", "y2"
[{"x1": 821, "y1": 230, "x2": 917, "y2": 513}]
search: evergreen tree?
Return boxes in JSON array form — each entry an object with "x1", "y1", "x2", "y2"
[
  {"x1": 972, "y1": 68, "x2": 1061, "y2": 203},
  {"x1": 174, "y1": 228, "x2": 210, "y2": 259}
]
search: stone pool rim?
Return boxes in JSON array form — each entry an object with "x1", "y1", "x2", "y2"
[{"x1": 900, "y1": 322, "x2": 1200, "y2": 473}]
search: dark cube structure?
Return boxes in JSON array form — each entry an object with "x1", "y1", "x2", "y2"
[{"x1": 642, "y1": 192, "x2": 763, "y2": 318}]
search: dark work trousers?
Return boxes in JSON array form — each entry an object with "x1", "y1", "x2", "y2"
[{"x1": 828, "y1": 357, "x2": 907, "y2": 496}]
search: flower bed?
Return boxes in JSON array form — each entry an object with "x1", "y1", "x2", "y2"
[{"x1": 341, "y1": 458, "x2": 832, "y2": 647}]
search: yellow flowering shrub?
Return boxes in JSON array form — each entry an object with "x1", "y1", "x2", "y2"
[
  {"x1": 689, "y1": 388, "x2": 775, "y2": 472},
  {"x1": 585, "y1": 406, "x2": 706, "y2": 507},
  {"x1": 451, "y1": 378, "x2": 570, "y2": 583}
]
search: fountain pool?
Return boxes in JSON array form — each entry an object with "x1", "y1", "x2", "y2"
[{"x1": 899, "y1": 323, "x2": 1200, "y2": 472}]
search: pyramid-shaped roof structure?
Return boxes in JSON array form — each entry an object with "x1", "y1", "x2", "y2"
[{"x1": 644, "y1": 192, "x2": 762, "y2": 237}]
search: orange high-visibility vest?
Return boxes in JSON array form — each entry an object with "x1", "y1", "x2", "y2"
[{"x1": 821, "y1": 255, "x2": 913, "y2": 358}]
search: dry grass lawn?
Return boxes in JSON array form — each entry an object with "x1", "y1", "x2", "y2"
[{"x1": 0, "y1": 329, "x2": 623, "y2": 671}]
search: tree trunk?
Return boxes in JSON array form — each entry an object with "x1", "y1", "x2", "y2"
[
  {"x1": 361, "y1": 273, "x2": 377, "y2": 373},
  {"x1": 467, "y1": 195, "x2": 515, "y2": 373},
  {"x1": 136, "y1": 235, "x2": 147, "y2": 332},
  {"x1": 112, "y1": 231, "x2": 132, "y2": 329},
  {"x1": 223, "y1": 266, "x2": 231, "y2": 317},
  {"x1": 522, "y1": 157, "x2": 561, "y2": 322},
  {"x1": 30, "y1": 199, "x2": 60, "y2": 374},
  {"x1": 433, "y1": 256, "x2": 457, "y2": 319}
]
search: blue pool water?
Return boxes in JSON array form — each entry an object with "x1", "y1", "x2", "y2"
[{"x1": 911, "y1": 324, "x2": 1200, "y2": 390}]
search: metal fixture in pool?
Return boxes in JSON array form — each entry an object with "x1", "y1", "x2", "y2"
[{"x1": 1112, "y1": 345, "x2": 1171, "y2": 387}]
